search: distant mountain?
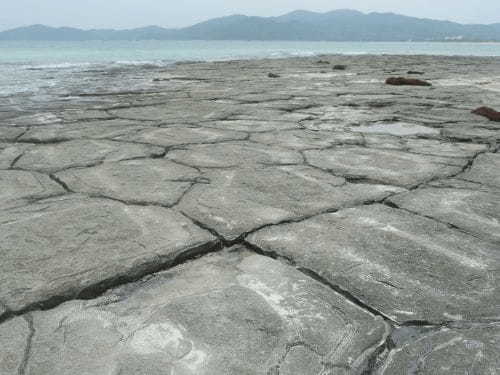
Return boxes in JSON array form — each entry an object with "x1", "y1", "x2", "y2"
[{"x1": 2, "y1": 10, "x2": 500, "y2": 41}]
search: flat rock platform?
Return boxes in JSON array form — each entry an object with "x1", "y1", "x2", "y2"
[{"x1": 1, "y1": 55, "x2": 500, "y2": 374}]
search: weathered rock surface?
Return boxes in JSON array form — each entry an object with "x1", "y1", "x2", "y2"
[
  {"x1": 248, "y1": 204, "x2": 500, "y2": 324},
  {"x1": 3, "y1": 248, "x2": 389, "y2": 375},
  {"x1": 178, "y1": 166, "x2": 404, "y2": 240},
  {"x1": 167, "y1": 141, "x2": 303, "y2": 168},
  {"x1": 380, "y1": 324, "x2": 500, "y2": 374},
  {"x1": 461, "y1": 153, "x2": 500, "y2": 188},
  {"x1": 2, "y1": 55, "x2": 500, "y2": 373},
  {"x1": 115, "y1": 125, "x2": 247, "y2": 146},
  {"x1": 0, "y1": 317, "x2": 31, "y2": 375},
  {"x1": 14, "y1": 139, "x2": 165, "y2": 173},
  {"x1": 305, "y1": 147, "x2": 463, "y2": 187},
  {"x1": 0, "y1": 170, "x2": 65, "y2": 209},
  {"x1": 19, "y1": 119, "x2": 148, "y2": 143},
  {"x1": 0, "y1": 143, "x2": 31, "y2": 169},
  {"x1": 56, "y1": 159, "x2": 202, "y2": 206},
  {"x1": 0, "y1": 195, "x2": 217, "y2": 316},
  {"x1": 389, "y1": 187, "x2": 500, "y2": 243}
]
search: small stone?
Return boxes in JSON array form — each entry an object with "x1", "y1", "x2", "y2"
[
  {"x1": 316, "y1": 60, "x2": 330, "y2": 64},
  {"x1": 407, "y1": 70, "x2": 424, "y2": 75},
  {"x1": 267, "y1": 73, "x2": 280, "y2": 78},
  {"x1": 386, "y1": 77, "x2": 432, "y2": 86},
  {"x1": 333, "y1": 65, "x2": 347, "y2": 70}
]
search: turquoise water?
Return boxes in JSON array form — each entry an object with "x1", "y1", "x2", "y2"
[
  {"x1": 1, "y1": 40, "x2": 499, "y2": 98},
  {"x1": 2, "y1": 40, "x2": 500, "y2": 65}
]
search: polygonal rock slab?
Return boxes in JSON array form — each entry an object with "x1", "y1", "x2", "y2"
[
  {"x1": 305, "y1": 147, "x2": 463, "y2": 187},
  {"x1": 389, "y1": 188, "x2": 500, "y2": 244},
  {"x1": 204, "y1": 120, "x2": 299, "y2": 133},
  {"x1": 404, "y1": 139, "x2": 488, "y2": 159},
  {"x1": 56, "y1": 159, "x2": 202, "y2": 206},
  {"x1": 349, "y1": 122, "x2": 439, "y2": 136},
  {"x1": 250, "y1": 129, "x2": 363, "y2": 150},
  {"x1": 13, "y1": 249, "x2": 389, "y2": 375},
  {"x1": 248, "y1": 204, "x2": 500, "y2": 324},
  {"x1": 380, "y1": 325, "x2": 500, "y2": 374},
  {"x1": 178, "y1": 165, "x2": 404, "y2": 240},
  {"x1": 461, "y1": 153, "x2": 500, "y2": 188},
  {"x1": 0, "y1": 317, "x2": 31, "y2": 375},
  {"x1": 19, "y1": 119, "x2": 147, "y2": 143},
  {"x1": 0, "y1": 195, "x2": 217, "y2": 317},
  {"x1": 13, "y1": 140, "x2": 164, "y2": 173},
  {"x1": 167, "y1": 142, "x2": 303, "y2": 168},
  {"x1": 109, "y1": 100, "x2": 236, "y2": 122},
  {"x1": 0, "y1": 143, "x2": 31, "y2": 169},
  {"x1": 0, "y1": 170, "x2": 65, "y2": 209},
  {"x1": 441, "y1": 125, "x2": 500, "y2": 142},
  {"x1": 115, "y1": 126, "x2": 247, "y2": 147},
  {"x1": 302, "y1": 106, "x2": 395, "y2": 130},
  {"x1": 0, "y1": 127, "x2": 26, "y2": 141}
]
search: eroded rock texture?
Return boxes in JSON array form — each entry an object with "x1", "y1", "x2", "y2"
[
  {"x1": 1, "y1": 55, "x2": 500, "y2": 374},
  {"x1": 1, "y1": 249, "x2": 389, "y2": 375}
]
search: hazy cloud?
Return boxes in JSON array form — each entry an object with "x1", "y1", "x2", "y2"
[{"x1": 1, "y1": 0, "x2": 499, "y2": 30}]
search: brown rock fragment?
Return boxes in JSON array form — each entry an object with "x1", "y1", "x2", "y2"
[
  {"x1": 386, "y1": 77, "x2": 432, "y2": 86},
  {"x1": 471, "y1": 106, "x2": 500, "y2": 122}
]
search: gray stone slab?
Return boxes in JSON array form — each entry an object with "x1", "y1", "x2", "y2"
[
  {"x1": 303, "y1": 106, "x2": 395, "y2": 130},
  {"x1": 350, "y1": 122, "x2": 439, "y2": 136},
  {"x1": 167, "y1": 141, "x2": 303, "y2": 168},
  {"x1": 0, "y1": 195, "x2": 217, "y2": 316},
  {"x1": 461, "y1": 153, "x2": 500, "y2": 188},
  {"x1": 6, "y1": 113, "x2": 62, "y2": 127},
  {"x1": 115, "y1": 126, "x2": 247, "y2": 147},
  {"x1": 12, "y1": 248, "x2": 388, "y2": 375},
  {"x1": 442, "y1": 125, "x2": 500, "y2": 142},
  {"x1": 14, "y1": 139, "x2": 164, "y2": 173},
  {"x1": 251, "y1": 129, "x2": 363, "y2": 150},
  {"x1": 0, "y1": 143, "x2": 31, "y2": 169},
  {"x1": 109, "y1": 100, "x2": 236, "y2": 122},
  {"x1": 247, "y1": 204, "x2": 500, "y2": 324},
  {"x1": 404, "y1": 138, "x2": 488, "y2": 158},
  {"x1": 0, "y1": 127, "x2": 26, "y2": 141},
  {"x1": 389, "y1": 187, "x2": 500, "y2": 244},
  {"x1": 178, "y1": 165, "x2": 404, "y2": 240},
  {"x1": 204, "y1": 120, "x2": 299, "y2": 133},
  {"x1": 56, "y1": 159, "x2": 201, "y2": 206},
  {"x1": 0, "y1": 170, "x2": 65, "y2": 209},
  {"x1": 305, "y1": 146, "x2": 464, "y2": 187},
  {"x1": 380, "y1": 325, "x2": 500, "y2": 374},
  {"x1": 19, "y1": 119, "x2": 147, "y2": 143},
  {"x1": 0, "y1": 317, "x2": 30, "y2": 375}
]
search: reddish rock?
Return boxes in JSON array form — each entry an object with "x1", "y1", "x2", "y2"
[
  {"x1": 472, "y1": 106, "x2": 500, "y2": 122},
  {"x1": 386, "y1": 77, "x2": 432, "y2": 86}
]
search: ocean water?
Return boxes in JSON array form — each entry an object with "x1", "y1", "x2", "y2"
[{"x1": 1, "y1": 40, "x2": 500, "y2": 98}]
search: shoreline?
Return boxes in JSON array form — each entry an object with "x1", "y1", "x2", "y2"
[{"x1": 1, "y1": 54, "x2": 499, "y2": 373}]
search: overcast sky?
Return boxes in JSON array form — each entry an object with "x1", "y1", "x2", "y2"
[{"x1": 2, "y1": 0, "x2": 500, "y2": 31}]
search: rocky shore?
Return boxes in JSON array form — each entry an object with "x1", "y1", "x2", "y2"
[{"x1": 1, "y1": 55, "x2": 499, "y2": 374}]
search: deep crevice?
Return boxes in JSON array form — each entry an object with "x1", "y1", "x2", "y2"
[{"x1": 0, "y1": 240, "x2": 222, "y2": 325}]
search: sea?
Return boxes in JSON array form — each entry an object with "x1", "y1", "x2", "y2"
[{"x1": 1, "y1": 40, "x2": 500, "y2": 100}]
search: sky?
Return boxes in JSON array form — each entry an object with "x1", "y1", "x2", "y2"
[{"x1": 1, "y1": 0, "x2": 500, "y2": 31}]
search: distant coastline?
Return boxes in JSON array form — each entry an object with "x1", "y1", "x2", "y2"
[{"x1": 2, "y1": 10, "x2": 500, "y2": 42}]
